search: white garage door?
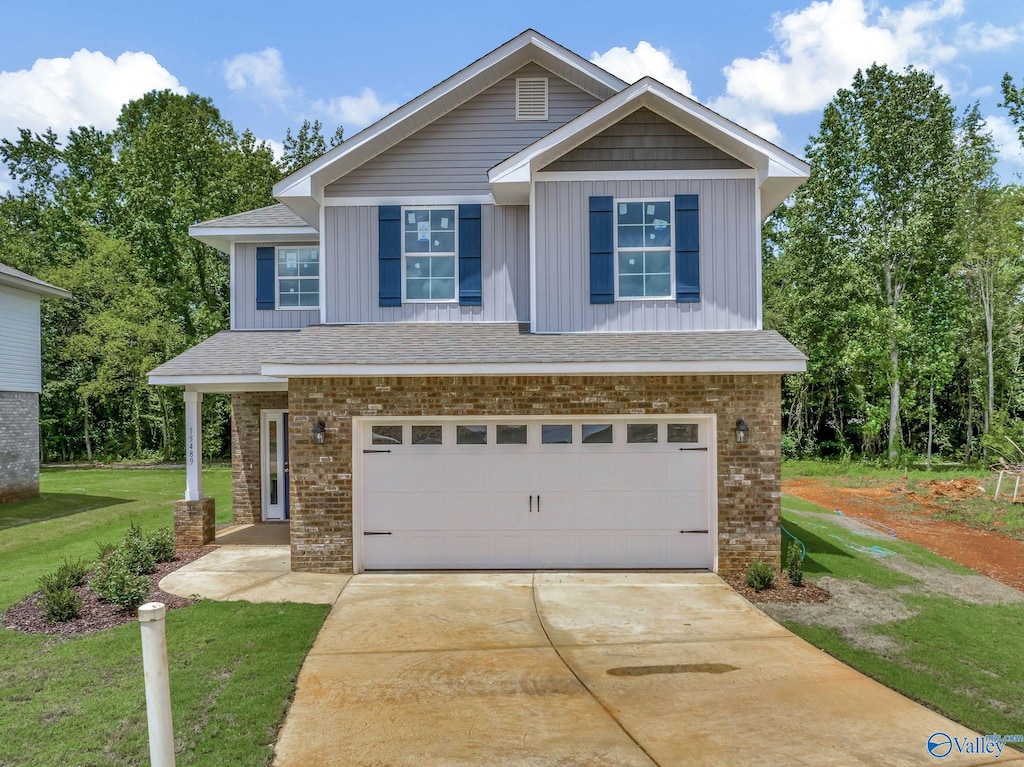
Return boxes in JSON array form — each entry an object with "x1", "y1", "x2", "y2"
[{"x1": 358, "y1": 417, "x2": 715, "y2": 570}]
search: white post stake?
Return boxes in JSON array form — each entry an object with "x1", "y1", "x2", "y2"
[
  {"x1": 183, "y1": 391, "x2": 203, "y2": 502},
  {"x1": 1014, "y1": 475, "x2": 1021, "y2": 504},
  {"x1": 138, "y1": 602, "x2": 175, "y2": 767},
  {"x1": 994, "y1": 470, "x2": 1004, "y2": 502}
]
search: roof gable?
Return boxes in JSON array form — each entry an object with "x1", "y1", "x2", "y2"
[
  {"x1": 0, "y1": 262, "x2": 71, "y2": 298},
  {"x1": 272, "y1": 30, "x2": 627, "y2": 224},
  {"x1": 489, "y1": 77, "x2": 810, "y2": 215},
  {"x1": 541, "y1": 107, "x2": 751, "y2": 172}
]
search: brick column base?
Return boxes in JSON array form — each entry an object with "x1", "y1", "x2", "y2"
[{"x1": 173, "y1": 498, "x2": 216, "y2": 547}]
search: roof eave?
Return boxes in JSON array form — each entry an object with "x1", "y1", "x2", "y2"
[
  {"x1": 188, "y1": 225, "x2": 320, "y2": 253},
  {"x1": 0, "y1": 272, "x2": 72, "y2": 299}
]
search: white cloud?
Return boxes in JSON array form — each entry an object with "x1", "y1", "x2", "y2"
[
  {"x1": 956, "y1": 21, "x2": 1024, "y2": 52},
  {"x1": 717, "y1": 0, "x2": 963, "y2": 118},
  {"x1": 0, "y1": 49, "x2": 184, "y2": 140},
  {"x1": 589, "y1": 41, "x2": 694, "y2": 96},
  {"x1": 223, "y1": 48, "x2": 295, "y2": 110},
  {"x1": 312, "y1": 87, "x2": 398, "y2": 129},
  {"x1": 262, "y1": 138, "x2": 284, "y2": 162},
  {"x1": 987, "y1": 114, "x2": 1024, "y2": 168}
]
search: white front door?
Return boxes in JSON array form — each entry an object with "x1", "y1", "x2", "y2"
[
  {"x1": 357, "y1": 416, "x2": 715, "y2": 570},
  {"x1": 261, "y1": 410, "x2": 289, "y2": 521}
]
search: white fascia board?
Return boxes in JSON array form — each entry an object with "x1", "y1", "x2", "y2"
[
  {"x1": 261, "y1": 359, "x2": 807, "y2": 377},
  {"x1": 0, "y1": 273, "x2": 71, "y2": 299},
  {"x1": 189, "y1": 226, "x2": 319, "y2": 253},
  {"x1": 148, "y1": 374, "x2": 288, "y2": 390},
  {"x1": 272, "y1": 31, "x2": 627, "y2": 203},
  {"x1": 323, "y1": 194, "x2": 495, "y2": 206}
]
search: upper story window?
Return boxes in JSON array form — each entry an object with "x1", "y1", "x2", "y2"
[
  {"x1": 616, "y1": 200, "x2": 672, "y2": 299},
  {"x1": 403, "y1": 207, "x2": 456, "y2": 301},
  {"x1": 277, "y1": 246, "x2": 319, "y2": 309}
]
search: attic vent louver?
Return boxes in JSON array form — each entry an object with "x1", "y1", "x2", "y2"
[{"x1": 516, "y1": 77, "x2": 548, "y2": 121}]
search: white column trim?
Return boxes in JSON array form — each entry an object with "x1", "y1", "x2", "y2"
[{"x1": 184, "y1": 390, "x2": 203, "y2": 501}]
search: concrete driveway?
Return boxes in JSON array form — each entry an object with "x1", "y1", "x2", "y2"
[{"x1": 274, "y1": 572, "x2": 1021, "y2": 767}]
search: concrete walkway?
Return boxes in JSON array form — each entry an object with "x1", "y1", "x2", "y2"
[
  {"x1": 159, "y1": 545, "x2": 349, "y2": 604},
  {"x1": 275, "y1": 572, "x2": 1022, "y2": 767}
]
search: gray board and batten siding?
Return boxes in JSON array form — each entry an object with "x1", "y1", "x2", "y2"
[
  {"x1": 234, "y1": 242, "x2": 321, "y2": 329},
  {"x1": 535, "y1": 178, "x2": 759, "y2": 333},
  {"x1": 541, "y1": 108, "x2": 751, "y2": 172},
  {"x1": 324, "y1": 204, "x2": 529, "y2": 323},
  {"x1": 324, "y1": 63, "x2": 601, "y2": 198}
]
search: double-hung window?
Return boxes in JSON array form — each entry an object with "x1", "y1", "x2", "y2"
[
  {"x1": 616, "y1": 200, "x2": 672, "y2": 299},
  {"x1": 403, "y1": 207, "x2": 456, "y2": 301},
  {"x1": 277, "y1": 246, "x2": 319, "y2": 308}
]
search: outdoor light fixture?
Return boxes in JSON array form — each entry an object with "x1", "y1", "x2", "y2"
[
  {"x1": 311, "y1": 420, "x2": 327, "y2": 445},
  {"x1": 735, "y1": 418, "x2": 749, "y2": 444}
]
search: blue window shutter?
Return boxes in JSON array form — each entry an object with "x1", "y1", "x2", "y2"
[
  {"x1": 675, "y1": 194, "x2": 700, "y2": 303},
  {"x1": 458, "y1": 204, "x2": 482, "y2": 306},
  {"x1": 589, "y1": 196, "x2": 614, "y2": 304},
  {"x1": 256, "y1": 246, "x2": 276, "y2": 310},
  {"x1": 378, "y1": 205, "x2": 401, "y2": 307}
]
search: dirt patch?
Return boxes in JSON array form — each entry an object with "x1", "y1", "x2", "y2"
[
  {"x1": 762, "y1": 577, "x2": 914, "y2": 655},
  {"x1": 785, "y1": 477, "x2": 1024, "y2": 592},
  {"x1": 0, "y1": 546, "x2": 218, "y2": 635},
  {"x1": 720, "y1": 570, "x2": 832, "y2": 604}
]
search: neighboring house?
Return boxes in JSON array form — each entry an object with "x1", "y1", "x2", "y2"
[
  {"x1": 0, "y1": 263, "x2": 71, "y2": 503},
  {"x1": 149, "y1": 30, "x2": 809, "y2": 575}
]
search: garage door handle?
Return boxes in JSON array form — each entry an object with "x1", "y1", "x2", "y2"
[
  {"x1": 529, "y1": 495, "x2": 533, "y2": 513},
  {"x1": 363, "y1": 449, "x2": 392, "y2": 454},
  {"x1": 677, "y1": 447, "x2": 708, "y2": 452},
  {"x1": 679, "y1": 529, "x2": 708, "y2": 534},
  {"x1": 537, "y1": 494, "x2": 541, "y2": 513},
  {"x1": 364, "y1": 531, "x2": 392, "y2": 535}
]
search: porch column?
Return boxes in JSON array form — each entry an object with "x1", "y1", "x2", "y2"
[
  {"x1": 174, "y1": 390, "x2": 215, "y2": 547},
  {"x1": 184, "y1": 390, "x2": 203, "y2": 501}
]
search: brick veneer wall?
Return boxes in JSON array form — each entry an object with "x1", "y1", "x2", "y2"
[
  {"x1": 231, "y1": 391, "x2": 289, "y2": 524},
  {"x1": 0, "y1": 391, "x2": 40, "y2": 504},
  {"x1": 287, "y1": 375, "x2": 782, "y2": 575}
]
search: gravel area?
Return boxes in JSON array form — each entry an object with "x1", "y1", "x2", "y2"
[{"x1": 1, "y1": 546, "x2": 218, "y2": 636}]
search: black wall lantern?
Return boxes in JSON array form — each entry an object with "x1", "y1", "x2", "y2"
[
  {"x1": 311, "y1": 420, "x2": 327, "y2": 445},
  {"x1": 735, "y1": 418, "x2": 749, "y2": 444}
]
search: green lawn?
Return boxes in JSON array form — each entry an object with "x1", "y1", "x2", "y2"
[
  {"x1": 779, "y1": 496, "x2": 1024, "y2": 736},
  {"x1": 0, "y1": 468, "x2": 329, "y2": 767}
]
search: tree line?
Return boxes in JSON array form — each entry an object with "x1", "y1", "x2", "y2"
[
  {"x1": 0, "y1": 92, "x2": 338, "y2": 461},
  {"x1": 1, "y1": 69, "x2": 1022, "y2": 466},
  {"x1": 764, "y1": 66, "x2": 1024, "y2": 465}
]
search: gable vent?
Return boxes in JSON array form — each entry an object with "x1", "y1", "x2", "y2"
[{"x1": 516, "y1": 77, "x2": 548, "y2": 121}]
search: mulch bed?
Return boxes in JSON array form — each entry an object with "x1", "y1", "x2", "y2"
[
  {"x1": 722, "y1": 570, "x2": 832, "y2": 604},
  {"x1": 0, "y1": 546, "x2": 218, "y2": 636}
]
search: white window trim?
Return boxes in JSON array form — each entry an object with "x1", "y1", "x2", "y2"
[
  {"x1": 400, "y1": 205, "x2": 459, "y2": 304},
  {"x1": 275, "y1": 245, "x2": 320, "y2": 311},
  {"x1": 613, "y1": 198, "x2": 675, "y2": 302}
]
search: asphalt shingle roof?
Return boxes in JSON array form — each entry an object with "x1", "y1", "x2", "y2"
[
  {"x1": 149, "y1": 324, "x2": 805, "y2": 379},
  {"x1": 0, "y1": 262, "x2": 71, "y2": 297},
  {"x1": 192, "y1": 204, "x2": 309, "y2": 229}
]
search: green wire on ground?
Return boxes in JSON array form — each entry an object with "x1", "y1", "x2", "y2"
[{"x1": 781, "y1": 523, "x2": 806, "y2": 561}]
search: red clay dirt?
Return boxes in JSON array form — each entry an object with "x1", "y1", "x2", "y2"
[{"x1": 784, "y1": 477, "x2": 1024, "y2": 593}]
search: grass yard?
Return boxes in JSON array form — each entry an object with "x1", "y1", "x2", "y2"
[
  {"x1": 0, "y1": 467, "x2": 329, "y2": 767},
  {"x1": 777, "y1": 495, "x2": 1024, "y2": 736}
]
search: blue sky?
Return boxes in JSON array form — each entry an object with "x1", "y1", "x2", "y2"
[{"x1": 1, "y1": 0, "x2": 1022, "y2": 185}]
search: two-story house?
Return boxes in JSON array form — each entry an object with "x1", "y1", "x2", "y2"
[
  {"x1": 149, "y1": 30, "x2": 808, "y2": 575},
  {"x1": 0, "y1": 262, "x2": 70, "y2": 503}
]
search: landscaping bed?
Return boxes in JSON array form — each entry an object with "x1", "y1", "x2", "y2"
[
  {"x1": 721, "y1": 570, "x2": 831, "y2": 604},
  {"x1": 1, "y1": 546, "x2": 216, "y2": 635}
]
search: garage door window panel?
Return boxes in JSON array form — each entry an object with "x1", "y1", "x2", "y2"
[
  {"x1": 542, "y1": 424, "x2": 573, "y2": 444},
  {"x1": 496, "y1": 424, "x2": 528, "y2": 445},
  {"x1": 371, "y1": 425, "x2": 403, "y2": 445},
  {"x1": 456, "y1": 425, "x2": 488, "y2": 444},
  {"x1": 668, "y1": 423, "x2": 699, "y2": 443},
  {"x1": 627, "y1": 424, "x2": 659, "y2": 443},
  {"x1": 582, "y1": 424, "x2": 613, "y2": 444},
  {"x1": 411, "y1": 425, "x2": 443, "y2": 445}
]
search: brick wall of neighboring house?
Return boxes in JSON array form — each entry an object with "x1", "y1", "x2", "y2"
[
  {"x1": 0, "y1": 390, "x2": 40, "y2": 504},
  {"x1": 287, "y1": 375, "x2": 782, "y2": 575},
  {"x1": 231, "y1": 391, "x2": 289, "y2": 524}
]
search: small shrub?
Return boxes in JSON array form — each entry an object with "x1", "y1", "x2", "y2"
[
  {"x1": 38, "y1": 558, "x2": 88, "y2": 593},
  {"x1": 90, "y1": 550, "x2": 152, "y2": 611},
  {"x1": 41, "y1": 586, "x2": 82, "y2": 623},
  {"x1": 786, "y1": 545, "x2": 804, "y2": 587},
  {"x1": 745, "y1": 559, "x2": 775, "y2": 592},
  {"x1": 120, "y1": 523, "x2": 155, "y2": 576},
  {"x1": 146, "y1": 527, "x2": 176, "y2": 563},
  {"x1": 95, "y1": 539, "x2": 116, "y2": 561}
]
